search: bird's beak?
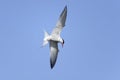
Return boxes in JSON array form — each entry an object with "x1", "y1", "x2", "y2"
[{"x1": 62, "y1": 43, "x2": 64, "y2": 48}]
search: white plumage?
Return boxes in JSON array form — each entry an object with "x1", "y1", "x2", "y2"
[{"x1": 43, "y1": 6, "x2": 67, "y2": 69}]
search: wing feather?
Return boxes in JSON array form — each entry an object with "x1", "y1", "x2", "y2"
[
  {"x1": 49, "y1": 41, "x2": 59, "y2": 69},
  {"x1": 51, "y1": 6, "x2": 67, "y2": 36}
]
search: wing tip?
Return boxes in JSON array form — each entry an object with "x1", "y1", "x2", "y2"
[
  {"x1": 50, "y1": 54, "x2": 58, "y2": 69},
  {"x1": 61, "y1": 5, "x2": 67, "y2": 16},
  {"x1": 50, "y1": 60, "x2": 55, "y2": 69},
  {"x1": 50, "y1": 63, "x2": 54, "y2": 69},
  {"x1": 65, "y1": 5, "x2": 67, "y2": 10},
  {"x1": 64, "y1": 5, "x2": 67, "y2": 12}
]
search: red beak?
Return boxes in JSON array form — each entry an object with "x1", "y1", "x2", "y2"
[{"x1": 62, "y1": 43, "x2": 64, "y2": 48}]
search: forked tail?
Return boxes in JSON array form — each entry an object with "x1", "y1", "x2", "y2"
[{"x1": 42, "y1": 30, "x2": 49, "y2": 47}]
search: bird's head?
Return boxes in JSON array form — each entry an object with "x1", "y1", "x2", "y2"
[
  {"x1": 59, "y1": 37, "x2": 65, "y2": 48},
  {"x1": 61, "y1": 38, "x2": 64, "y2": 48}
]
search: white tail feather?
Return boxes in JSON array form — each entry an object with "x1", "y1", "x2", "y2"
[
  {"x1": 42, "y1": 30, "x2": 49, "y2": 47},
  {"x1": 44, "y1": 30, "x2": 49, "y2": 38}
]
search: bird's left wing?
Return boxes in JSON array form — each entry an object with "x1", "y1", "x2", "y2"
[
  {"x1": 51, "y1": 6, "x2": 67, "y2": 36},
  {"x1": 49, "y1": 40, "x2": 59, "y2": 69}
]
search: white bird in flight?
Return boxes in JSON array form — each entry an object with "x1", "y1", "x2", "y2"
[{"x1": 42, "y1": 6, "x2": 67, "y2": 69}]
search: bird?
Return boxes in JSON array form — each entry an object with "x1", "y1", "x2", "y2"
[{"x1": 42, "y1": 6, "x2": 67, "y2": 69}]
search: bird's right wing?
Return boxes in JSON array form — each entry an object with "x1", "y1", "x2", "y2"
[
  {"x1": 49, "y1": 40, "x2": 59, "y2": 69},
  {"x1": 51, "y1": 6, "x2": 67, "y2": 36}
]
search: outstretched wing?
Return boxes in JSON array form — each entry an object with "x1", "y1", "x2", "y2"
[
  {"x1": 51, "y1": 6, "x2": 67, "y2": 36},
  {"x1": 49, "y1": 40, "x2": 59, "y2": 69}
]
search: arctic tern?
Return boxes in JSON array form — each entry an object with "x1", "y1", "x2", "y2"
[{"x1": 42, "y1": 6, "x2": 67, "y2": 69}]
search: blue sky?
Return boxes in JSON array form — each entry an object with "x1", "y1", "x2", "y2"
[{"x1": 0, "y1": 0, "x2": 120, "y2": 80}]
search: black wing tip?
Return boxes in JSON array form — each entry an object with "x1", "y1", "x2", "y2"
[
  {"x1": 50, "y1": 62, "x2": 55, "y2": 69},
  {"x1": 64, "y1": 5, "x2": 67, "y2": 11},
  {"x1": 50, "y1": 64, "x2": 54, "y2": 69},
  {"x1": 65, "y1": 5, "x2": 67, "y2": 9},
  {"x1": 50, "y1": 58, "x2": 55, "y2": 69},
  {"x1": 59, "y1": 5, "x2": 67, "y2": 18}
]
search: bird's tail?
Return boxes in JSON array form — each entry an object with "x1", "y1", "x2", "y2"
[
  {"x1": 42, "y1": 30, "x2": 49, "y2": 47},
  {"x1": 44, "y1": 30, "x2": 49, "y2": 38}
]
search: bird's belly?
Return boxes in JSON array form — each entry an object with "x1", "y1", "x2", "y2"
[{"x1": 50, "y1": 35, "x2": 59, "y2": 42}]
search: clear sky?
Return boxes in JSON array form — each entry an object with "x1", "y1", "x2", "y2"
[{"x1": 0, "y1": 0, "x2": 120, "y2": 80}]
